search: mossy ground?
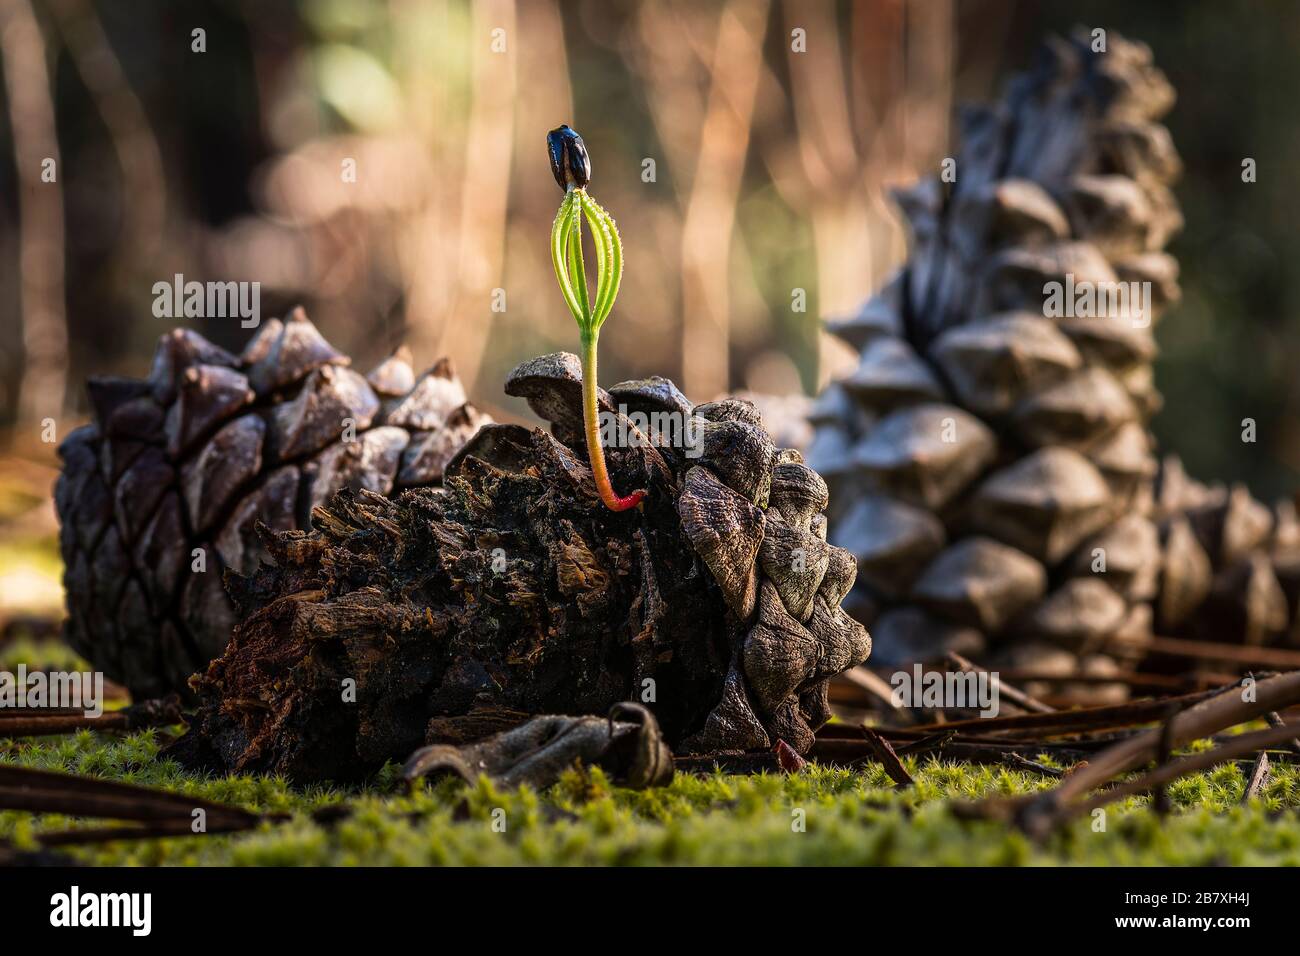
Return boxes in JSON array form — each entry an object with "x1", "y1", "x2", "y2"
[{"x1": 4, "y1": 638, "x2": 1300, "y2": 866}]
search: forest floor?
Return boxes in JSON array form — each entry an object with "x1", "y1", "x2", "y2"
[
  {"x1": 4, "y1": 637, "x2": 1300, "y2": 866},
  {"x1": 4, "y1": 452, "x2": 1300, "y2": 866}
]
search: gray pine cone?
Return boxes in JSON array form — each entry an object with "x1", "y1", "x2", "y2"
[{"x1": 813, "y1": 31, "x2": 1298, "y2": 692}]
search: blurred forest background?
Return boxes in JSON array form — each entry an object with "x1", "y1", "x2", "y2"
[{"x1": 0, "y1": 1, "x2": 1297, "y2": 616}]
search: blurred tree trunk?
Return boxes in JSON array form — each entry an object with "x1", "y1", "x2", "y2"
[
  {"x1": 428, "y1": 0, "x2": 517, "y2": 392},
  {"x1": 1, "y1": 0, "x2": 68, "y2": 429},
  {"x1": 775, "y1": 0, "x2": 953, "y2": 388},
  {"x1": 48, "y1": 0, "x2": 165, "y2": 263},
  {"x1": 680, "y1": 0, "x2": 769, "y2": 401}
]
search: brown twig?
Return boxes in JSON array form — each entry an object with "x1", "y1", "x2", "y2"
[
  {"x1": 995, "y1": 668, "x2": 1219, "y2": 694},
  {"x1": 0, "y1": 707, "x2": 89, "y2": 718},
  {"x1": 820, "y1": 720, "x2": 1146, "y2": 749},
  {"x1": 813, "y1": 735, "x2": 1096, "y2": 768},
  {"x1": 895, "y1": 686, "x2": 1224, "y2": 739},
  {"x1": 962, "y1": 670, "x2": 1300, "y2": 835},
  {"x1": 1128, "y1": 635, "x2": 1300, "y2": 671},
  {"x1": 947, "y1": 651, "x2": 1055, "y2": 714},
  {"x1": 1076, "y1": 724, "x2": 1300, "y2": 820},
  {"x1": 892, "y1": 730, "x2": 956, "y2": 758},
  {"x1": 1264, "y1": 711, "x2": 1300, "y2": 757},
  {"x1": 1241, "y1": 750, "x2": 1271, "y2": 804},
  {"x1": 0, "y1": 765, "x2": 260, "y2": 834},
  {"x1": 0, "y1": 695, "x2": 182, "y2": 737},
  {"x1": 839, "y1": 665, "x2": 915, "y2": 722},
  {"x1": 1152, "y1": 704, "x2": 1181, "y2": 817},
  {"x1": 35, "y1": 819, "x2": 263, "y2": 847},
  {"x1": 1002, "y1": 752, "x2": 1064, "y2": 779},
  {"x1": 859, "y1": 726, "x2": 913, "y2": 787}
]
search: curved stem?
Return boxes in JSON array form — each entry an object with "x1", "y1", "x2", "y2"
[{"x1": 581, "y1": 331, "x2": 646, "y2": 513}]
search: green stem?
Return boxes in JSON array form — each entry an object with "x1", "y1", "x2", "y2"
[
  {"x1": 551, "y1": 182, "x2": 643, "y2": 512},
  {"x1": 581, "y1": 330, "x2": 645, "y2": 513}
]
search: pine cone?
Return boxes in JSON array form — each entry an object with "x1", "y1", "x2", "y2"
[
  {"x1": 812, "y1": 30, "x2": 1297, "y2": 685},
  {"x1": 171, "y1": 353, "x2": 870, "y2": 782},
  {"x1": 1152, "y1": 455, "x2": 1298, "y2": 647},
  {"x1": 55, "y1": 308, "x2": 489, "y2": 699},
  {"x1": 810, "y1": 32, "x2": 1180, "y2": 688}
]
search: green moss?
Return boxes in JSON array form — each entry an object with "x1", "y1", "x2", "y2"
[
  {"x1": 3, "y1": 726, "x2": 1299, "y2": 866},
  {"x1": 4, "y1": 637, "x2": 1296, "y2": 866}
]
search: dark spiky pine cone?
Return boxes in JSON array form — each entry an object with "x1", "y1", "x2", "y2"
[
  {"x1": 811, "y1": 31, "x2": 1298, "y2": 692},
  {"x1": 55, "y1": 308, "x2": 489, "y2": 699},
  {"x1": 171, "y1": 353, "x2": 869, "y2": 782}
]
